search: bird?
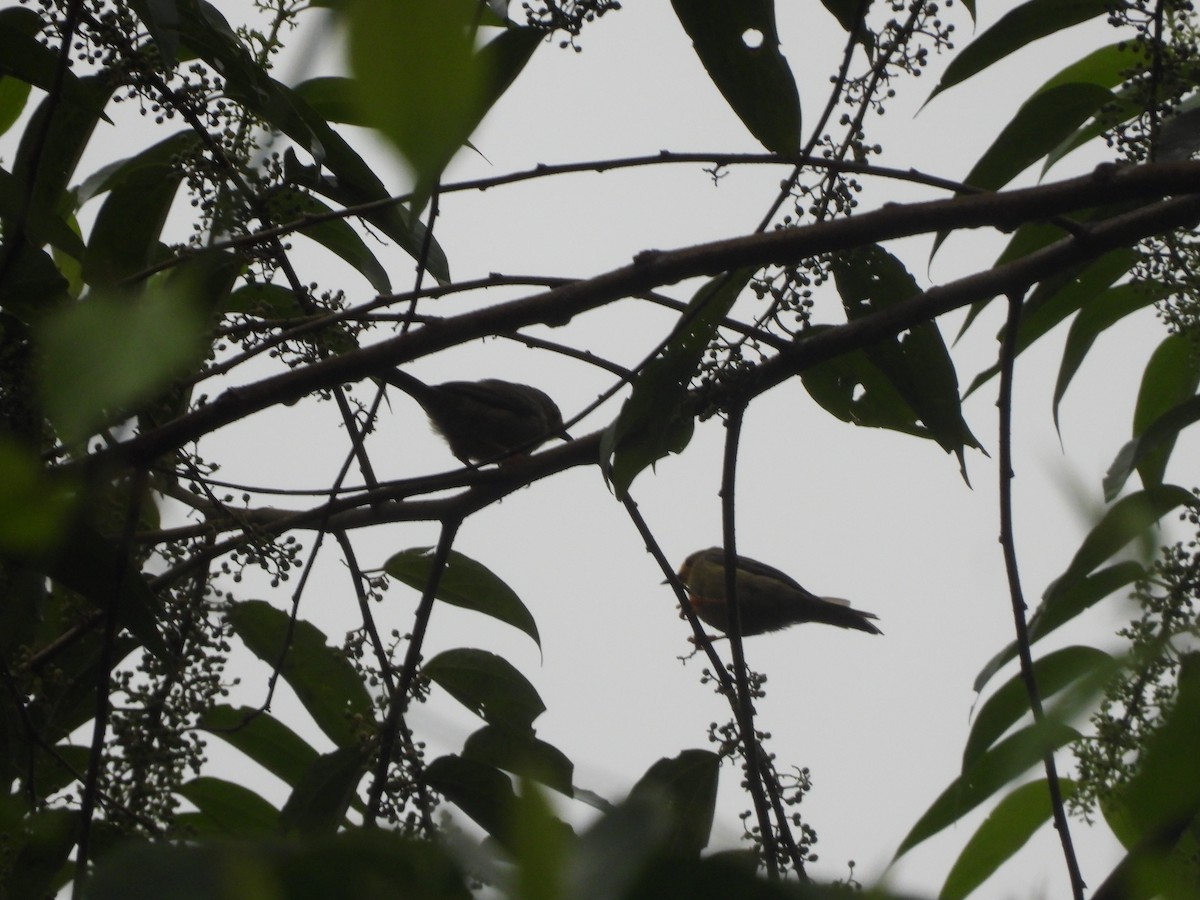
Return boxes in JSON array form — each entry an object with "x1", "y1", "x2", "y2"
[
  {"x1": 379, "y1": 369, "x2": 570, "y2": 465},
  {"x1": 676, "y1": 547, "x2": 882, "y2": 636}
]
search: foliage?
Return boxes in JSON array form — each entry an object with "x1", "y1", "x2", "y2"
[{"x1": 0, "y1": 0, "x2": 1198, "y2": 898}]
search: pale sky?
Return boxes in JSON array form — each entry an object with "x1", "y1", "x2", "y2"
[{"x1": 21, "y1": 0, "x2": 1189, "y2": 896}]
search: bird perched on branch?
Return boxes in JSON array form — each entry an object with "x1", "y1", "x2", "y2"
[
  {"x1": 380, "y1": 369, "x2": 570, "y2": 465},
  {"x1": 676, "y1": 548, "x2": 882, "y2": 636}
]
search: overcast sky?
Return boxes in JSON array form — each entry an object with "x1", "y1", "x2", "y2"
[{"x1": 31, "y1": 0, "x2": 1190, "y2": 896}]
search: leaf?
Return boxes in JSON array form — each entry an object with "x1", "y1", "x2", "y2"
[
  {"x1": 36, "y1": 287, "x2": 209, "y2": 446},
  {"x1": 926, "y1": 0, "x2": 1116, "y2": 101},
  {"x1": 1044, "y1": 486, "x2": 1197, "y2": 603},
  {"x1": 0, "y1": 439, "x2": 73, "y2": 554},
  {"x1": 1127, "y1": 334, "x2": 1200, "y2": 493},
  {"x1": 462, "y1": 725, "x2": 575, "y2": 797},
  {"x1": 832, "y1": 245, "x2": 982, "y2": 475},
  {"x1": 1094, "y1": 658, "x2": 1200, "y2": 899},
  {"x1": 963, "y1": 646, "x2": 1114, "y2": 770},
  {"x1": 176, "y1": 777, "x2": 279, "y2": 837},
  {"x1": 385, "y1": 548, "x2": 540, "y2": 649},
  {"x1": 974, "y1": 562, "x2": 1144, "y2": 693},
  {"x1": 628, "y1": 749, "x2": 720, "y2": 858},
  {"x1": 1054, "y1": 282, "x2": 1169, "y2": 428},
  {"x1": 939, "y1": 778, "x2": 1078, "y2": 900},
  {"x1": 567, "y1": 794, "x2": 672, "y2": 900},
  {"x1": 670, "y1": 0, "x2": 800, "y2": 154},
  {"x1": 348, "y1": 1, "x2": 535, "y2": 205},
  {"x1": 424, "y1": 648, "x2": 546, "y2": 730},
  {"x1": 197, "y1": 704, "x2": 321, "y2": 789},
  {"x1": 279, "y1": 745, "x2": 368, "y2": 837},
  {"x1": 225, "y1": 600, "x2": 375, "y2": 748},
  {"x1": 601, "y1": 269, "x2": 753, "y2": 496},
  {"x1": 960, "y1": 83, "x2": 1115, "y2": 192},
  {"x1": 1105, "y1": 395, "x2": 1200, "y2": 502},
  {"x1": 263, "y1": 187, "x2": 391, "y2": 293},
  {"x1": 800, "y1": 339, "x2": 929, "y2": 440},
  {"x1": 424, "y1": 753, "x2": 519, "y2": 846},
  {"x1": 1, "y1": 808, "x2": 78, "y2": 900},
  {"x1": 894, "y1": 720, "x2": 1079, "y2": 860},
  {"x1": 818, "y1": 0, "x2": 869, "y2": 33}
]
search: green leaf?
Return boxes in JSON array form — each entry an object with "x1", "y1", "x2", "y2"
[
  {"x1": 292, "y1": 76, "x2": 365, "y2": 126},
  {"x1": 568, "y1": 794, "x2": 673, "y2": 900},
  {"x1": 602, "y1": 269, "x2": 753, "y2": 496},
  {"x1": 800, "y1": 336, "x2": 929, "y2": 440},
  {"x1": 424, "y1": 753, "x2": 519, "y2": 846},
  {"x1": 349, "y1": 0, "x2": 525, "y2": 204},
  {"x1": 85, "y1": 831, "x2": 472, "y2": 900},
  {"x1": 0, "y1": 8, "x2": 108, "y2": 118},
  {"x1": 176, "y1": 777, "x2": 279, "y2": 837},
  {"x1": 1105, "y1": 395, "x2": 1200, "y2": 502},
  {"x1": 1127, "y1": 334, "x2": 1200, "y2": 493},
  {"x1": 960, "y1": 83, "x2": 1115, "y2": 192},
  {"x1": 939, "y1": 778, "x2": 1078, "y2": 900},
  {"x1": 462, "y1": 725, "x2": 575, "y2": 797},
  {"x1": 83, "y1": 159, "x2": 183, "y2": 288},
  {"x1": 36, "y1": 287, "x2": 209, "y2": 446},
  {"x1": 197, "y1": 704, "x2": 321, "y2": 789},
  {"x1": 818, "y1": 0, "x2": 869, "y2": 33},
  {"x1": 963, "y1": 249, "x2": 1139, "y2": 398},
  {"x1": 894, "y1": 720, "x2": 1079, "y2": 860},
  {"x1": 279, "y1": 745, "x2": 368, "y2": 837},
  {"x1": 0, "y1": 439, "x2": 73, "y2": 554},
  {"x1": 974, "y1": 562, "x2": 1144, "y2": 693},
  {"x1": 384, "y1": 548, "x2": 540, "y2": 649},
  {"x1": 1, "y1": 808, "x2": 78, "y2": 900},
  {"x1": 424, "y1": 648, "x2": 546, "y2": 729},
  {"x1": 1044, "y1": 486, "x2": 1197, "y2": 602},
  {"x1": 1095, "y1": 658, "x2": 1200, "y2": 899},
  {"x1": 963, "y1": 646, "x2": 1114, "y2": 770},
  {"x1": 670, "y1": 0, "x2": 800, "y2": 154},
  {"x1": 1054, "y1": 282, "x2": 1169, "y2": 428},
  {"x1": 225, "y1": 600, "x2": 375, "y2": 748},
  {"x1": 832, "y1": 245, "x2": 982, "y2": 474},
  {"x1": 510, "y1": 782, "x2": 575, "y2": 900},
  {"x1": 263, "y1": 187, "x2": 390, "y2": 293},
  {"x1": 628, "y1": 749, "x2": 720, "y2": 858},
  {"x1": 926, "y1": 0, "x2": 1115, "y2": 101}
]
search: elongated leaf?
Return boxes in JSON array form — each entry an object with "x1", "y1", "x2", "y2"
[
  {"x1": 670, "y1": 0, "x2": 800, "y2": 154},
  {"x1": 975, "y1": 562, "x2": 1143, "y2": 693},
  {"x1": 628, "y1": 749, "x2": 720, "y2": 858},
  {"x1": 926, "y1": 0, "x2": 1115, "y2": 101},
  {"x1": 462, "y1": 725, "x2": 575, "y2": 797},
  {"x1": 1044, "y1": 486, "x2": 1197, "y2": 603},
  {"x1": 801, "y1": 328, "x2": 927, "y2": 439},
  {"x1": 1054, "y1": 282, "x2": 1169, "y2": 427},
  {"x1": 964, "y1": 646, "x2": 1113, "y2": 770},
  {"x1": 1105, "y1": 395, "x2": 1200, "y2": 502},
  {"x1": 197, "y1": 704, "x2": 320, "y2": 789},
  {"x1": 264, "y1": 187, "x2": 390, "y2": 293},
  {"x1": 226, "y1": 600, "x2": 374, "y2": 748},
  {"x1": 939, "y1": 778, "x2": 1078, "y2": 900},
  {"x1": 280, "y1": 745, "x2": 368, "y2": 837},
  {"x1": 1128, "y1": 334, "x2": 1200, "y2": 493},
  {"x1": 424, "y1": 753, "x2": 519, "y2": 846},
  {"x1": 962, "y1": 83, "x2": 1114, "y2": 192},
  {"x1": 832, "y1": 245, "x2": 981, "y2": 474},
  {"x1": 0, "y1": 440, "x2": 73, "y2": 554},
  {"x1": 349, "y1": 1, "x2": 535, "y2": 205},
  {"x1": 894, "y1": 720, "x2": 1079, "y2": 860},
  {"x1": 602, "y1": 269, "x2": 753, "y2": 496},
  {"x1": 1, "y1": 808, "x2": 78, "y2": 900},
  {"x1": 424, "y1": 648, "x2": 546, "y2": 730},
  {"x1": 177, "y1": 777, "x2": 279, "y2": 837},
  {"x1": 385, "y1": 547, "x2": 540, "y2": 649}
]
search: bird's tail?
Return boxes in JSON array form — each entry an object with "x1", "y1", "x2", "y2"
[{"x1": 813, "y1": 597, "x2": 884, "y2": 635}]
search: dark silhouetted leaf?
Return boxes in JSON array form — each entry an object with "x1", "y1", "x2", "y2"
[
  {"x1": 670, "y1": 0, "x2": 800, "y2": 154},
  {"x1": 629, "y1": 749, "x2": 720, "y2": 858},
  {"x1": 198, "y1": 704, "x2": 321, "y2": 789},
  {"x1": 424, "y1": 648, "x2": 546, "y2": 729},
  {"x1": 280, "y1": 746, "x2": 368, "y2": 837},
  {"x1": 177, "y1": 777, "x2": 280, "y2": 837},
  {"x1": 385, "y1": 548, "x2": 540, "y2": 649},
  {"x1": 226, "y1": 600, "x2": 374, "y2": 748}
]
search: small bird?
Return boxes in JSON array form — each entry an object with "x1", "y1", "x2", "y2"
[
  {"x1": 676, "y1": 548, "x2": 882, "y2": 636},
  {"x1": 380, "y1": 369, "x2": 570, "y2": 465}
]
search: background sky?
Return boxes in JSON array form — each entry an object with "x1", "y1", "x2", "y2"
[{"x1": 20, "y1": 0, "x2": 1191, "y2": 896}]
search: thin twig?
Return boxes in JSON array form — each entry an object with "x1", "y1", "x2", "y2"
[{"x1": 996, "y1": 289, "x2": 1087, "y2": 900}]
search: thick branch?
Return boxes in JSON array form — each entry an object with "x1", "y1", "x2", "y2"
[{"x1": 81, "y1": 162, "x2": 1200, "y2": 474}]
